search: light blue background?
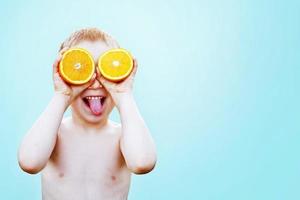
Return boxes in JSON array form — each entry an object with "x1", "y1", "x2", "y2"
[{"x1": 1, "y1": 0, "x2": 299, "y2": 199}]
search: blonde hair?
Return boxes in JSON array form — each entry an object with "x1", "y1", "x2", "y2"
[{"x1": 59, "y1": 27, "x2": 119, "y2": 51}]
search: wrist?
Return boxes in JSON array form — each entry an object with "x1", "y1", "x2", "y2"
[
  {"x1": 53, "y1": 92, "x2": 71, "y2": 109},
  {"x1": 114, "y1": 92, "x2": 134, "y2": 110}
]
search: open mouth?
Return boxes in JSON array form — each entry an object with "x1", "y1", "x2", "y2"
[{"x1": 82, "y1": 96, "x2": 106, "y2": 116}]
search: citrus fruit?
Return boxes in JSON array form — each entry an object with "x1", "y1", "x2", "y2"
[
  {"x1": 59, "y1": 48, "x2": 95, "y2": 85},
  {"x1": 98, "y1": 48, "x2": 133, "y2": 82}
]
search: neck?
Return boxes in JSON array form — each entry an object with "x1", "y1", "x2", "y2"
[{"x1": 71, "y1": 112, "x2": 108, "y2": 131}]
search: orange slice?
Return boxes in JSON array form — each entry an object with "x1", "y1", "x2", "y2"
[
  {"x1": 98, "y1": 48, "x2": 133, "y2": 82},
  {"x1": 59, "y1": 48, "x2": 95, "y2": 85}
]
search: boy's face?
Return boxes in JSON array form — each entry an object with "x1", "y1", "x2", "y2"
[{"x1": 70, "y1": 40, "x2": 115, "y2": 124}]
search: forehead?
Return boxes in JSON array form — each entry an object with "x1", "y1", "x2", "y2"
[{"x1": 73, "y1": 40, "x2": 113, "y2": 61}]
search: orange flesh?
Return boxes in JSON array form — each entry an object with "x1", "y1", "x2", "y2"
[
  {"x1": 98, "y1": 49, "x2": 133, "y2": 82},
  {"x1": 59, "y1": 48, "x2": 95, "y2": 85}
]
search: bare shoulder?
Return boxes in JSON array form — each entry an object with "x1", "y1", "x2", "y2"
[
  {"x1": 108, "y1": 120, "x2": 121, "y2": 128},
  {"x1": 107, "y1": 120, "x2": 122, "y2": 135},
  {"x1": 58, "y1": 116, "x2": 73, "y2": 133}
]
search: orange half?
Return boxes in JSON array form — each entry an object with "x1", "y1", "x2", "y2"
[
  {"x1": 98, "y1": 48, "x2": 133, "y2": 82},
  {"x1": 59, "y1": 48, "x2": 95, "y2": 85}
]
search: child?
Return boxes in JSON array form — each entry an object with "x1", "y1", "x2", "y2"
[{"x1": 18, "y1": 28, "x2": 157, "y2": 200}]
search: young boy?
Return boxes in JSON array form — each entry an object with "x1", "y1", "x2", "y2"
[{"x1": 18, "y1": 28, "x2": 157, "y2": 200}]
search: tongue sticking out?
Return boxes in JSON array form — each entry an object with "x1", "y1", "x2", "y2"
[{"x1": 87, "y1": 98, "x2": 103, "y2": 115}]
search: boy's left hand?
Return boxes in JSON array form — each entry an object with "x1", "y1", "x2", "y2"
[{"x1": 97, "y1": 58, "x2": 138, "y2": 107}]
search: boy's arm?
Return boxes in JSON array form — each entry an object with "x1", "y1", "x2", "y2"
[
  {"x1": 98, "y1": 59, "x2": 157, "y2": 174},
  {"x1": 18, "y1": 52, "x2": 96, "y2": 174},
  {"x1": 118, "y1": 93, "x2": 157, "y2": 174},
  {"x1": 18, "y1": 94, "x2": 69, "y2": 174}
]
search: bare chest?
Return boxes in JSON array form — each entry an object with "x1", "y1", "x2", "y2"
[
  {"x1": 42, "y1": 132, "x2": 130, "y2": 200},
  {"x1": 41, "y1": 122, "x2": 131, "y2": 200},
  {"x1": 42, "y1": 130, "x2": 130, "y2": 186}
]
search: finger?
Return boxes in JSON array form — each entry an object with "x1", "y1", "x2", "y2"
[
  {"x1": 59, "y1": 47, "x2": 68, "y2": 56},
  {"x1": 132, "y1": 60, "x2": 138, "y2": 75},
  {"x1": 133, "y1": 57, "x2": 138, "y2": 68},
  {"x1": 53, "y1": 73, "x2": 62, "y2": 82},
  {"x1": 98, "y1": 75, "x2": 117, "y2": 90},
  {"x1": 92, "y1": 73, "x2": 97, "y2": 80},
  {"x1": 53, "y1": 54, "x2": 62, "y2": 74},
  {"x1": 128, "y1": 58, "x2": 138, "y2": 78},
  {"x1": 73, "y1": 73, "x2": 97, "y2": 93},
  {"x1": 53, "y1": 47, "x2": 69, "y2": 74},
  {"x1": 87, "y1": 73, "x2": 97, "y2": 86},
  {"x1": 95, "y1": 67, "x2": 101, "y2": 81},
  {"x1": 98, "y1": 75, "x2": 108, "y2": 85}
]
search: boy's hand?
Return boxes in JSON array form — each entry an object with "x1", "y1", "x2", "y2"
[
  {"x1": 97, "y1": 58, "x2": 138, "y2": 107},
  {"x1": 52, "y1": 50, "x2": 96, "y2": 104}
]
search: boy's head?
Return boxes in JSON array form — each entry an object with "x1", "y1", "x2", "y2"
[
  {"x1": 60, "y1": 28, "x2": 119, "y2": 124},
  {"x1": 59, "y1": 27, "x2": 119, "y2": 51}
]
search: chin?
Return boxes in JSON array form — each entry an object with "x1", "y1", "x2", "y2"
[
  {"x1": 82, "y1": 112, "x2": 108, "y2": 124},
  {"x1": 71, "y1": 94, "x2": 114, "y2": 125}
]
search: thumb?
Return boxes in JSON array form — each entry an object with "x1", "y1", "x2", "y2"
[
  {"x1": 84, "y1": 73, "x2": 97, "y2": 88},
  {"x1": 98, "y1": 75, "x2": 110, "y2": 87},
  {"x1": 73, "y1": 73, "x2": 96, "y2": 94}
]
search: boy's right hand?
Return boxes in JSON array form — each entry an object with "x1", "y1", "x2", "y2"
[{"x1": 52, "y1": 50, "x2": 96, "y2": 105}]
